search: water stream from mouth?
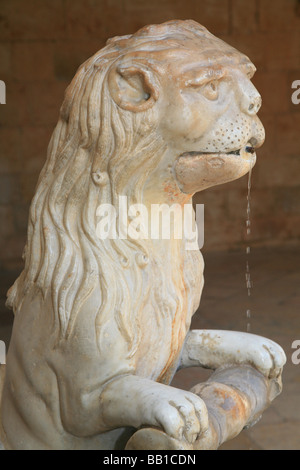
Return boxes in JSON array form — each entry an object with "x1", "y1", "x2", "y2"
[{"x1": 245, "y1": 163, "x2": 253, "y2": 332}]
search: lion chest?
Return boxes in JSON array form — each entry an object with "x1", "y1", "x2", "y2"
[
  {"x1": 134, "y1": 272, "x2": 200, "y2": 383},
  {"x1": 130, "y1": 250, "x2": 203, "y2": 383}
]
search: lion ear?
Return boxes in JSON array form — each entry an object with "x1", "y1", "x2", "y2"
[{"x1": 108, "y1": 64, "x2": 159, "y2": 112}]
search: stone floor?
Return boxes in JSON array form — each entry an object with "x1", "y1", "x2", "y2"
[{"x1": 0, "y1": 247, "x2": 300, "y2": 450}]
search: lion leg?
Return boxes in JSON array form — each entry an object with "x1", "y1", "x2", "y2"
[
  {"x1": 125, "y1": 364, "x2": 283, "y2": 450},
  {"x1": 179, "y1": 329, "x2": 286, "y2": 378},
  {"x1": 100, "y1": 374, "x2": 209, "y2": 444}
]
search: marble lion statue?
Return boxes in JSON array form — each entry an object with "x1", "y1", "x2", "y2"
[{"x1": 0, "y1": 20, "x2": 286, "y2": 450}]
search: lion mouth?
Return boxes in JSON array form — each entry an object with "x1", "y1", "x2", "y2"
[
  {"x1": 228, "y1": 144, "x2": 255, "y2": 156},
  {"x1": 227, "y1": 143, "x2": 256, "y2": 157},
  {"x1": 180, "y1": 142, "x2": 256, "y2": 159}
]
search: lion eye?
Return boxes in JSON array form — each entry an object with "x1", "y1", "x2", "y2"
[{"x1": 202, "y1": 80, "x2": 219, "y2": 100}]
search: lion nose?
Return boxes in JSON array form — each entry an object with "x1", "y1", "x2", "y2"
[
  {"x1": 240, "y1": 82, "x2": 262, "y2": 115},
  {"x1": 247, "y1": 94, "x2": 262, "y2": 115}
]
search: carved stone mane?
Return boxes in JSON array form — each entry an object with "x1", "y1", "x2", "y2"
[{"x1": 7, "y1": 23, "x2": 205, "y2": 366}]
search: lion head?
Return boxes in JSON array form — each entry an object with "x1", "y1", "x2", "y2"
[{"x1": 7, "y1": 20, "x2": 264, "y2": 365}]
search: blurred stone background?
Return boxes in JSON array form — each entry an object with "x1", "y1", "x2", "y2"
[{"x1": 0, "y1": 0, "x2": 300, "y2": 450}]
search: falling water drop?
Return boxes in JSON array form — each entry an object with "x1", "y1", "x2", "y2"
[
  {"x1": 245, "y1": 163, "x2": 253, "y2": 332},
  {"x1": 246, "y1": 309, "x2": 251, "y2": 332}
]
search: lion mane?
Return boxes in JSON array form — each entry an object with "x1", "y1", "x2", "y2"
[{"x1": 7, "y1": 21, "x2": 204, "y2": 366}]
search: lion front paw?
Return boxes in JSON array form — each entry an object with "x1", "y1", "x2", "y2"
[
  {"x1": 148, "y1": 387, "x2": 209, "y2": 444},
  {"x1": 243, "y1": 334, "x2": 286, "y2": 379}
]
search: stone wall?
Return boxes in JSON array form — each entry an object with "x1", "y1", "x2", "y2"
[{"x1": 0, "y1": 0, "x2": 300, "y2": 270}]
